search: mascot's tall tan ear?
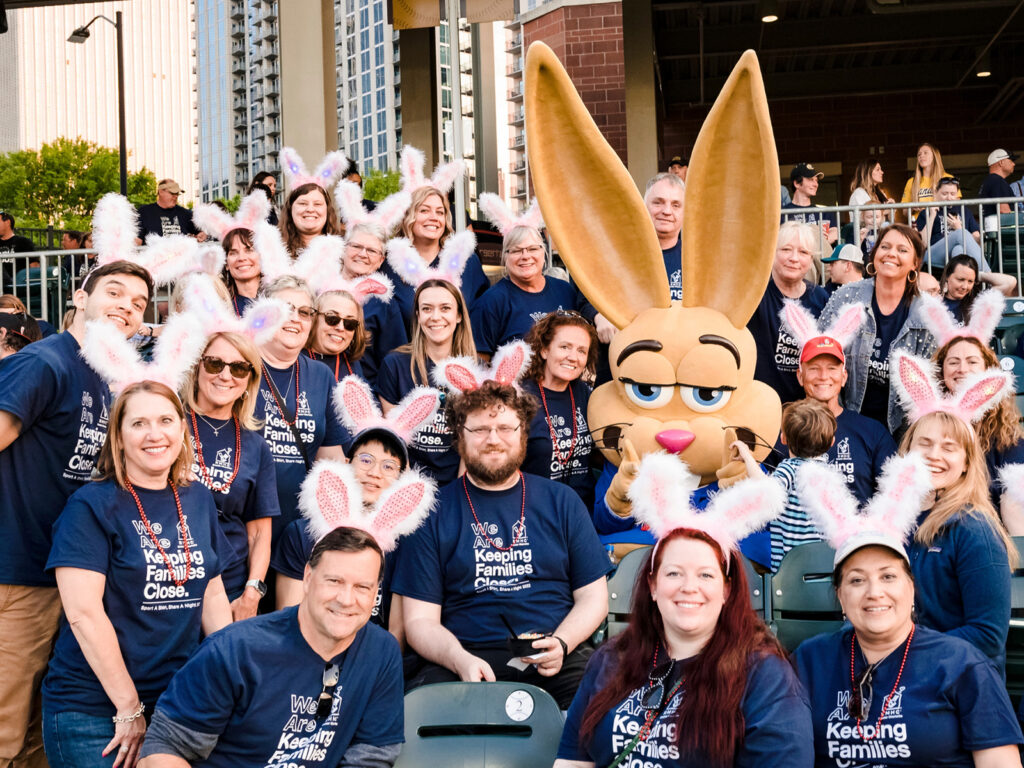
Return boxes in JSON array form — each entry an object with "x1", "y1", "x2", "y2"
[
  {"x1": 525, "y1": 42, "x2": 669, "y2": 330},
  {"x1": 682, "y1": 50, "x2": 779, "y2": 327}
]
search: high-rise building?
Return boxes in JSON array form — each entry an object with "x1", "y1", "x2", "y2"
[
  {"x1": 196, "y1": 0, "x2": 281, "y2": 203},
  {"x1": 0, "y1": 0, "x2": 200, "y2": 200}
]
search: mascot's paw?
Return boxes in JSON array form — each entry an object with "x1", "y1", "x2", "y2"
[
  {"x1": 716, "y1": 460, "x2": 748, "y2": 489},
  {"x1": 606, "y1": 438, "x2": 641, "y2": 518}
]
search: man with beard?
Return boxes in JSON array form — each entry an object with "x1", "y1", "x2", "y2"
[{"x1": 391, "y1": 381, "x2": 610, "y2": 708}]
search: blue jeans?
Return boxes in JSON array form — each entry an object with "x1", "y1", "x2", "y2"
[
  {"x1": 922, "y1": 229, "x2": 990, "y2": 272},
  {"x1": 42, "y1": 709, "x2": 116, "y2": 768}
]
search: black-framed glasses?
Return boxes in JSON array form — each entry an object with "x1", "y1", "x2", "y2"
[
  {"x1": 848, "y1": 664, "x2": 874, "y2": 721},
  {"x1": 319, "y1": 312, "x2": 358, "y2": 331},
  {"x1": 201, "y1": 356, "x2": 254, "y2": 379},
  {"x1": 316, "y1": 663, "x2": 340, "y2": 719}
]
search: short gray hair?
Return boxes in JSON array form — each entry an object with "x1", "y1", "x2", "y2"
[
  {"x1": 643, "y1": 172, "x2": 686, "y2": 204},
  {"x1": 263, "y1": 274, "x2": 314, "y2": 304},
  {"x1": 345, "y1": 221, "x2": 387, "y2": 247}
]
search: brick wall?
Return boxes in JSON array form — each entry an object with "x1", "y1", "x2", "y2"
[{"x1": 523, "y1": 2, "x2": 627, "y2": 164}]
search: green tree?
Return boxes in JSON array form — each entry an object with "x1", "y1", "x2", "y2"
[
  {"x1": 0, "y1": 137, "x2": 156, "y2": 230},
  {"x1": 362, "y1": 168, "x2": 401, "y2": 202}
]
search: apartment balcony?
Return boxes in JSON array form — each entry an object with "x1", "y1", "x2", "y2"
[
  {"x1": 233, "y1": 114, "x2": 247, "y2": 128},
  {"x1": 508, "y1": 33, "x2": 522, "y2": 54},
  {"x1": 234, "y1": 130, "x2": 247, "y2": 145},
  {"x1": 512, "y1": 160, "x2": 526, "y2": 174},
  {"x1": 511, "y1": 105, "x2": 524, "y2": 125},
  {"x1": 265, "y1": 42, "x2": 278, "y2": 59},
  {"x1": 508, "y1": 81, "x2": 523, "y2": 101},
  {"x1": 266, "y1": 118, "x2": 281, "y2": 136},
  {"x1": 232, "y1": 58, "x2": 246, "y2": 74},
  {"x1": 510, "y1": 57, "x2": 523, "y2": 75},
  {"x1": 235, "y1": 169, "x2": 248, "y2": 185},
  {"x1": 263, "y1": 3, "x2": 277, "y2": 22},
  {"x1": 230, "y1": 21, "x2": 244, "y2": 38},
  {"x1": 232, "y1": 95, "x2": 246, "y2": 111},
  {"x1": 511, "y1": 186, "x2": 527, "y2": 199},
  {"x1": 230, "y1": 1, "x2": 244, "y2": 19},
  {"x1": 510, "y1": 134, "x2": 525, "y2": 149},
  {"x1": 262, "y1": 62, "x2": 279, "y2": 80},
  {"x1": 234, "y1": 150, "x2": 249, "y2": 166},
  {"x1": 263, "y1": 23, "x2": 277, "y2": 41},
  {"x1": 232, "y1": 76, "x2": 246, "y2": 93},
  {"x1": 231, "y1": 40, "x2": 245, "y2": 54},
  {"x1": 265, "y1": 98, "x2": 280, "y2": 117}
]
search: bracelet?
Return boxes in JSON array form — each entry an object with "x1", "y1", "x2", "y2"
[
  {"x1": 553, "y1": 635, "x2": 569, "y2": 659},
  {"x1": 112, "y1": 701, "x2": 145, "y2": 724}
]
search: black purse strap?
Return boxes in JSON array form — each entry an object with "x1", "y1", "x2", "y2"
[{"x1": 263, "y1": 367, "x2": 312, "y2": 470}]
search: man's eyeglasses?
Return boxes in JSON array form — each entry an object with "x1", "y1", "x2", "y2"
[
  {"x1": 346, "y1": 243, "x2": 384, "y2": 260},
  {"x1": 319, "y1": 312, "x2": 359, "y2": 331},
  {"x1": 462, "y1": 424, "x2": 522, "y2": 438},
  {"x1": 201, "y1": 356, "x2": 254, "y2": 379},
  {"x1": 286, "y1": 303, "x2": 316, "y2": 321},
  {"x1": 848, "y1": 663, "x2": 875, "y2": 721},
  {"x1": 354, "y1": 452, "x2": 401, "y2": 477},
  {"x1": 316, "y1": 663, "x2": 340, "y2": 719}
]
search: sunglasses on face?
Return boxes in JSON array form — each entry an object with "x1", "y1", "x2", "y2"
[
  {"x1": 316, "y1": 663, "x2": 340, "y2": 719},
  {"x1": 319, "y1": 312, "x2": 359, "y2": 331},
  {"x1": 201, "y1": 356, "x2": 254, "y2": 379}
]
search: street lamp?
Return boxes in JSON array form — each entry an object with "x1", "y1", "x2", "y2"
[{"x1": 67, "y1": 12, "x2": 128, "y2": 196}]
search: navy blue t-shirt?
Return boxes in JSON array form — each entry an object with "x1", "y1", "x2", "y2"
[
  {"x1": 909, "y1": 508, "x2": 1011, "y2": 668},
  {"x1": 913, "y1": 206, "x2": 980, "y2": 246},
  {"x1": 391, "y1": 473, "x2": 611, "y2": 646},
  {"x1": 257, "y1": 355, "x2": 350, "y2": 543},
  {"x1": 0, "y1": 331, "x2": 112, "y2": 587},
  {"x1": 307, "y1": 350, "x2": 364, "y2": 384},
  {"x1": 860, "y1": 294, "x2": 910, "y2": 426},
  {"x1": 149, "y1": 607, "x2": 403, "y2": 767},
  {"x1": 829, "y1": 409, "x2": 897, "y2": 504},
  {"x1": 381, "y1": 251, "x2": 489, "y2": 331},
  {"x1": 748, "y1": 278, "x2": 829, "y2": 404},
  {"x1": 359, "y1": 296, "x2": 408, "y2": 389},
  {"x1": 521, "y1": 379, "x2": 595, "y2": 510},
  {"x1": 470, "y1": 276, "x2": 578, "y2": 356},
  {"x1": 663, "y1": 234, "x2": 682, "y2": 302},
  {"x1": 794, "y1": 625, "x2": 1022, "y2": 767},
  {"x1": 558, "y1": 644, "x2": 813, "y2": 767},
  {"x1": 376, "y1": 351, "x2": 460, "y2": 485},
  {"x1": 272, "y1": 518, "x2": 399, "y2": 629},
  {"x1": 943, "y1": 296, "x2": 968, "y2": 324},
  {"x1": 230, "y1": 294, "x2": 255, "y2": 318},
  {"x1": 189, "y1": 416, "x2": 280, "y2": 596},
  {"x1": 979, "y1": 173, "x2": 1014, "y2": 218},
  {"x1": 781, "y1": 202, "x2": 840, "y2": 230},
  {"x1": 43, "y1": 480, "x2": 228, "y2": 716}
]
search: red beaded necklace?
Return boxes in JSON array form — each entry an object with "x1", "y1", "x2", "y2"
[
  {"x1": 305, "y1": 349, "x2": 353, "y2": 383},
  {"x1": 462, "y1": 472, "x2": 526, "y2": 552},
  {"x1": 261, "y1": 362, "x2": 300, "y2": 426},
  {"x1": 232, "y1": 294, "x2": 242, "y2": 317},
  {"x1": 538, "y1": 383, "x2": 577, "y2": 468},
  {"x1": 849, "y1": 625, "x2": 914, "y2": 741},
  {"x1": 188, "y1": 410, "x2": 241, "y2": 493},
  {"x1": 639, "y1": 646, "x2": 686, "y2": 742},
  {"x1": 125, "y1": 479, "x2": 192, "y2": 587}
]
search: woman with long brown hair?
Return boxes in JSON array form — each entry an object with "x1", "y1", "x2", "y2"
[
  {"x1": 555, "y1": 456, "x2": 811, "y2": 768},
  {"x1": 848, "y1": 158, "x2": 893, "y2": 221}
]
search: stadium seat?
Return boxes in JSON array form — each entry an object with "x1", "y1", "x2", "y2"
[
  {"x1": 997, "y1": 355, "x2": 1024, "y2": 390},
  {"x1": 770, "y1": 541, "x2": 844, "y2": 651},
  {"x1": 605, "y1": 545, "x2": 649, "y2": 639},
  {"x1": 1006, "y1": 537, "x2": 1024, "y2": 707},
  {"x1": 393, "y1": 682, "x2": 563, "y2": 768}
]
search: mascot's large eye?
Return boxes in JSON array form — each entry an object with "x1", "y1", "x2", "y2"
[
  {"x1": 679, "y1": 386, "x2": 732, "y2": 413},
  {"x1": 623, "y1": 381, "x2": 674, "y2": 409}
]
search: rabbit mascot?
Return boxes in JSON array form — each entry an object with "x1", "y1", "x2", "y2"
[{"x1": 524, "y1": 44, "x2": 782, "y2": 557}]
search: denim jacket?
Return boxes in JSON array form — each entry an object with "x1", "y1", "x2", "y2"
[{"x1": 819, "y1": 278, "x2": 936, "y2": 434}]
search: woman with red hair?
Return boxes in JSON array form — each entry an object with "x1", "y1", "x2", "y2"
[{"x1": 554, "y1": 456, "x2": 812, "y2": 768}]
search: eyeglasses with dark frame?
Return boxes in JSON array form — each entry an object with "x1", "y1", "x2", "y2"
[
  {"x1": 316, "y1": 663, "x2": 340, "y2": 719},
  {"x1": 201, "y1": 356, "x2": 255, "y2": 379},
  {"x1": 319, "y1": 312, "x2": 359, "y2": 331}
]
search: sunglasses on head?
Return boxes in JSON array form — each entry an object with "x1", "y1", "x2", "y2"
[
  {"x1": 319, "y1": 312, "x2": 358, "y2": 331},
  {"x1": 316, "y1": 663, "x2": 340, "y2": 719},
  {"x1": 937, "y1": 176, "x2": 960, "y2": 189},
  {"x1": 201, "y1": 356, "x2": 254, "y2": 379}
]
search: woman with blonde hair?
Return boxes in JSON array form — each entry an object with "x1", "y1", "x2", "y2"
[{"x1": 901, "y1": 142, "x2": 958, "y2": 220}]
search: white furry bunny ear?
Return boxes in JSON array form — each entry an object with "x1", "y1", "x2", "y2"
[
  {"x1": 892, "y1": 351, "x2": 945, "y2": 424},
  {"x1": 367, "y1": 468, "x2": 437, "y2": 552},
  {"x1": 333, "y1": 375, "x2": 385, "y2": 435},
  {"x1": 490, "y1": 341, "x2": 532, "y2": 388},
  {"x1": 999, "y1": 464, "x2": 1024, "y2": 513},
  {"x1": 386, "y1": 387, "x2": 442, "y2": 442},
  {"x1": 386, "y1": 237, "x2": 430, "y2": 287},
  {"x1": 399, "y1": 144, "x2": 465, "y2": 194},
  {"x1": 430, "y1": 354, "x2": 489, "y2": 394},
  {"x1": 893, "y1": 350, "x2": 1012, "y2": 425},
  {"x1": 334, "y1": 374, "x2": 439, "y2": 446},
  {"x1": 299, "y1": 459, "x2": 365, "y2": 543},
  {"x1": 81, "y1": 312, "x2": 206, "y2": 395},
  {"x1": 92, "y1": 193, "x2": 142, "y2": 265},
  {"x1": 373, "y1": 189, "x2": 413, "y2": 235},
  {"x1": 194, "y1": 191, "x2": 271, "y2": 241},
  {"x1": 136, "y1": 235, "x2": 225, "y2": 287},
  {"x1": 183, "y1": 273, "x2": 287, "y2": 345},
  {"x1": 280, "y1": 147, "x2": 349, "y2": 192},
  {"x1": 778, "y1": 300, "x2": 818, "y2": 350},
  {"x1": 334, "y1": 180, "x2": 369, "y2": 227},
  {"x1": 822, "y1": 303, "x2": 866, "y2": 349},
  {"x1": 293, "y1": 235, "x2": 345, "y2": 290},
  {"x1": 919, "y1": 288, "x2": 1004, "y2": 348},
  {"x1": 240, "y1": 297, "x2": 289, "y2": 346},
  {"x1": 253, "y1": 221, "x2": 292, "y2": 285},
  {"x1": 477, "y1": 193, "x2": 545, "y2": 237}
]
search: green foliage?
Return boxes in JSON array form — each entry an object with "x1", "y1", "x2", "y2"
[
  {"x1": 221, "y1": 193, "x2": 242, "y2": 214},
  {"x1": 362, "y1": 168, "x2": 401, "y2": 202},
  {"x1": 0, "y1": 137, "x2": 156, "y2": 230}
]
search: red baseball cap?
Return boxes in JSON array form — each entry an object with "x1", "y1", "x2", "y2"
[{"x1": 800, "y1": 335, "x2": 845, "y2": 365}]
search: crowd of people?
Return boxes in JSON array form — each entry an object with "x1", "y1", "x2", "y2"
[{"x1": 0, "y1": 133, "x2": 1023, "y2": 768}]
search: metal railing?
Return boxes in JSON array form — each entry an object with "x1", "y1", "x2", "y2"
[
  {"x1": 782, "y1": 196, "x2": 1024, "y2": 294},
  {"x1": 0, "y1": 249, "x2": 171, "y2": 324}
]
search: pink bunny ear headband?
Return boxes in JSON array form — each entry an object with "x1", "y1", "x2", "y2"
[
  {"x1": 892, "y1": 350, "x2": 1013, "y2": 426},
  {"x1": 628, "y1": 452, "x2": 786, "y2": 573},
  {"x1": 80, "y1": 312, "x2": 207, "y2": 396},
  {"x1": 796, "y1": 453, "x2": 933, "y2": 568},
  {"x1": 255, "y1": 224, "x2": 344, "y2": 290},
  {"x1": 333, "y1": 375, "x2": 441, "y2": 447},
  {"x1": 182, "y1": 273, "x2": 288, "y2": 346},
  {"x1": 399, "y1": 145, "x2": 466, "y2": 195},
  {"x1": 298, "y1": 458, "x2": 436, "y2": 552},
  {"x1": 334, "y1": 179, "x2": 410, "y2": 236},
  {"x1": 918, "y1": 288, "x2": 1004, "y2": 348},
  {"x1": 779, "y1": 300, "x2": 865, "y2": 364},
  {"x1": 193, "y1": 190, "x2": 271, "y2": 241},
  {"x1": 385, "y1": 231, "x2": 477, "y2": 289},
  {"x1": 476, "y1": 193, "x2": 545, "y2": 237},
  {"x1": 431, "y1": 340, "x2": 532, "y2": 393},
  {"x1": 135, "y1": 235, "x2": 226, "y2": 288},
  {"x1": 315, "y1": 271, "x2": 394, "y2": 304},
  {"x1": 279, "y1": 147, "x2": 350, "y2": 192}
]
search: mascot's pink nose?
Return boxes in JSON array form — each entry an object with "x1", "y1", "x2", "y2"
[{"x1": 655, "y1": 430, "x2": 695, "y2": 454}]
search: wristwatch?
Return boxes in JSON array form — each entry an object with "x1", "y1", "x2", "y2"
[
  {"x1": 245, "y1": 579, "x2": 267, "y2": 597},
  {"x1": 553, "y1": 635, "x2": 569, "y2": 659}
]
